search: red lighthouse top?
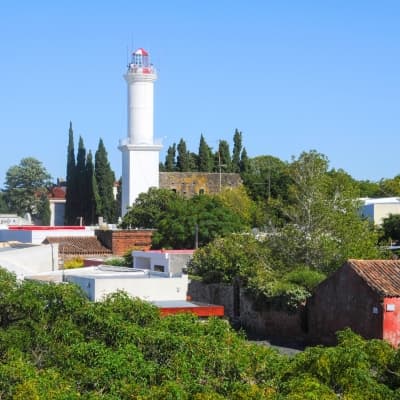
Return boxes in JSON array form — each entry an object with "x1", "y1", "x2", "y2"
[
  {"x1": 128, "y1": 48, "x2": 154, "y2": 74},
  {"x1": 134, "y1": 48, "x2": 148, "y2": 57}
]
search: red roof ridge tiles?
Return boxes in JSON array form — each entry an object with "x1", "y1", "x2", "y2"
[
  {"x1": 43, "y1": 236, "x2": 112, "y2": 256},
  {"x1": 346, "y1": 259, "x2": 400, "y2": 298}
]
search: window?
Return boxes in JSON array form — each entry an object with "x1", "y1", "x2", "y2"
[{"x1": 154, "y1": 265, "x2": 165, "y2": 272}]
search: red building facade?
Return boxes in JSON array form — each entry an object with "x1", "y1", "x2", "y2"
[{"x1": 308, "y1": 259, "x2": 400, "y2": 347}]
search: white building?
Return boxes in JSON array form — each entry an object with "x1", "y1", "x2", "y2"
[
  {"x1": 360, "y1": 197, "x2": 400, "y2": 225},
  {"x1": 0, "y1": 243, "x2": 59, "y2": 279},
  {"x1": 119, "y1": 48, "x2": 162, "y2": 216},
  {"x1": 0, "y1": 226, "x2": 94, "y2": 245},
  {"x1": 133, "y1": 249, "x2": 194, "y2": 277}
]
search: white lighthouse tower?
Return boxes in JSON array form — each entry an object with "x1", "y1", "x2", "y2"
[{"x1": 119, "y1": 48, "x2": 162, "y2": 216}]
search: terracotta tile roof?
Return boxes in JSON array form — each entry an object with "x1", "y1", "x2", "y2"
[
  {"x1": 49, "y1": 186, "x2": 66, "y2": 199},
  {"x1": 347, "y1": 259, "x2": 400, "y2": 297},
  {"x1": 43, "y1": 236, "x2": 112, "y2": 256}
]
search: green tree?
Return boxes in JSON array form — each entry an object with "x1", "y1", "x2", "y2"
[
  {"x1": 215, "y1": 140, "x2": 231, "y2": 173},
  {"x1": 153, "y1": 194, "x2": 247, "y2": 248},
  {"x1": 4, "y1": 157, "x2": 52, "y2": 218},
  {"x1": 379, "y1": 175, "x2": 400, "y2": 197},
  {"x1": 283, "y1": 329, "x2": 397, "y2": 399},
  {"x1": 232, "y1": 129, "x2": 243, "y2": 173},
  {"x1": 268, "y1": 151, "x2": 382, "y2": 273},
  {"x1": 241, "y1": 155, "x2": 290, "y2": 202},
  {"x1": 95, "y1": 139, "x2": 117, "y2": 223},
  {"x1": 240, "y1": 147, "x2": 249, "y2": 173},
  {"x1": 83, "y1": 151, "x2": 100, "y2": 225},
  {"x1": 75, "y1": 136, "x2": 87, "y2": 222},
  {"x1": 381, "y1": 214, "x2": 400, "y2": 243},
  {"x1": 120, "y1": 187, "x2": 180, "y2": 229},
  {"x1": 0, "y1": 267, "x2": 399, "y2": 398},
  {"x1": 215, "y1": 186, "x2": 259, "y2": 226},
  {"x1": 36, "y1": 192, "x2": 51, "y2": 225},
  {"x1": 176, "y1": 139, "x2": 190, "y2": 172},
  {"x1": 357, "y1": 179, "x2": 382, "y2": 197},
  {"x1": 189, "y1": 233, "x2": 272, "y2": 285},
  {"x1": 121, "y1": 188, "x2": 247, "y2": 248},
  {"x1": 198, "y1": 134, "x2": 214, "y2": 172},
  {"x1": 64, "y1": 122, "x2": 78, "y2": 225},
  {"x1": 164, "y1": 143, "x2": 176, "y2": 171},
  {"x1": 0, "y1": 192, "x2": 10, "y2": 213}
]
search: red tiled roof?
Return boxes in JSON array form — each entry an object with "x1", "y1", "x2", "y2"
[
  {"x1": 43, "y1": 236, "x2": 112, "y2": 256},
  {"x1": 347, "y1": 259, "x2": 400, "y2": 297},
  {"x1": 49, "y1": 186, "x2": 66, "y2": 199}
]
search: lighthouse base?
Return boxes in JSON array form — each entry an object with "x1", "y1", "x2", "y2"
[{"x1": 119, "y1": 143, "x2": 162, "y2": 216}]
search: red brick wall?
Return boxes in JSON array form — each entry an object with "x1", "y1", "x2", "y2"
[{"x1": 95, "y1": 230, "x2": 154, "y2": 256}]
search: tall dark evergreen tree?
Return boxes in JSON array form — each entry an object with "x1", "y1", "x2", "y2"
[
  {"x1": 240, "y1": 147, "x2": 249, "y2": 173},
  {"x1": 84, "y1": 151, "x2": 100, "y2": 225},
  {"x1": 95, "y1": 139, "x2": 117, "y2": 223},
  {"x1": 188, "y1": 152, "x2": 199, "y2": 171},
  {"x1": 232, "y1": 129, "x2": 243, "y2": 173},
  {"x1": 164, "y1": 143, "x2": 176, "y2": 171},
  {"x1": 216, "y1": 140, "x2": 232, "y2": 172},
  {"x1": 65, "y1": 122, "x2": 78, "y2": 225},
  {"x1": 176, "y1": 139, "x2": 190, "y2": 172},
  {"x1": 198, "y1": 134, "x2": 214, "y2": 172},
  {"x1": 37, "y1": 193, "x2": 51, "y2": 225},
  {"x1": 75, "y1": 136, "x2": 87, "y2": 222}
]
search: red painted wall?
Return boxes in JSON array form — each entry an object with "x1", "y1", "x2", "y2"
[{"x1": 383, "y1": 298, "x2": 400, "y2": 348}]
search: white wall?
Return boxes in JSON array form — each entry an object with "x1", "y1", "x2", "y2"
[
  {"x1": 66, "y1": 274, "x2": 189, "y2": 302},
  {"x1": 0, "y1": 228, "x2": 94, "y2": 244},
  {"x1": 0, "y1": 230, "x2": 32, "y2": 243},
  {"x1": 0, "y1": 244, "x2": 58, "y2": 279},
  {"x1": 361, "y1": 203, "x2": 400, "y2": 225}
]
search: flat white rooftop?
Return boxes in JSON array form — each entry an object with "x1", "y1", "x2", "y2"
[{"x1": 361, "y1": 197, "x2": 400, "y2": 205}]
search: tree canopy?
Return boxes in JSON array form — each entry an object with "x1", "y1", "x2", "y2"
[
  {"x1": 3, "y1": 157, "x2": 51, "y2": 220},
  {"x1": 120, "y1": 188, "x2": 249, "y2": 248},
  {"x1": 95, "y1": 138, "x2": 117, "y2": 223},
  {"x1": 64, "y1": 125, "x2": 117, "y2": 225},
  {"x1": 0, "y1": 269, "x2": 399, "y2": 398}
]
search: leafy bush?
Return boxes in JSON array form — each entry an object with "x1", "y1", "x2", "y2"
[
  {"x1": 104, "y1": 257, "x2": 126, "y2": 266},
  {"x1": 283, "y1": 267, "x2": 326, "y2": 291},
  {"x1": 63, "y1": 257, "x2": 84, "y2": 269},
  {"x1": 0, "y1": 268, "x2": 399, "y2": 398}
]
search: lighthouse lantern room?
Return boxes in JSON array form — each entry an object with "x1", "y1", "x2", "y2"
[{"x1": 119, "y1": 48, "x2": 162, "y2": 216}]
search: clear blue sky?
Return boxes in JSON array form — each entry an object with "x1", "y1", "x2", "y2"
[{"x1": 1, "y1": 1, "x2": 399, "y2": 186}]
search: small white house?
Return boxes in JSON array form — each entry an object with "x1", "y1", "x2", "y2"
[
  {"x1": 133, "y1": 249, "x2": 195, "y2": 277},
  {"x1": 26, "y1": 265, "x2": 189, "y2": 302}
]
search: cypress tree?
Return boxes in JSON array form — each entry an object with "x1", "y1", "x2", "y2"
[
  {"x1": 188, "y1": 152, "x2": 198, "y2": 172},
  {"x1": 75, "y1": 136, "x2": 87, "y2": 222},
  {"x1": 232, "y1": 129, "x2": 243, "y2": 173},
  {"x1": 240, "y1": 147, "x2": 249, "y2": 173},
  {"x1": 164, "y1": 143, "x2": 176, "y2": 171},
  {"x1": 95, "y1": 139, "x2": 117, "y2": 223},
  {"x1": 216, "y1": 140, "x2": 232, "y2": 172},
  {"x1": 65, "y1": 122, "x2": 77, "y2": 225},
  {"x1": 176, "y1": 139, "x2": 190, "y2": 172},
  {"x1": 84, "y1": 151, "x2": 100, "y2": 225},
  {"x1": 198, "y1": 134, "x2": 214, "y2": 172}
]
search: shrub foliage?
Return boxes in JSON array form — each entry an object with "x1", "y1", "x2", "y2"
[{"x1": 0, "y1": 268, "x2": 399, "y2": 398}]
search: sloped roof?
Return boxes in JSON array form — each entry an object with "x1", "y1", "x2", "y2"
[
  {"x1": 49, "y1": 186, "x2": 66, "y2": 199},
  {"x1": 347, "y1": 259, "x2": 400, "y2": 297},
  {"x1": 43, "y1": 236, "x2": 112, "y2": 256}
]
